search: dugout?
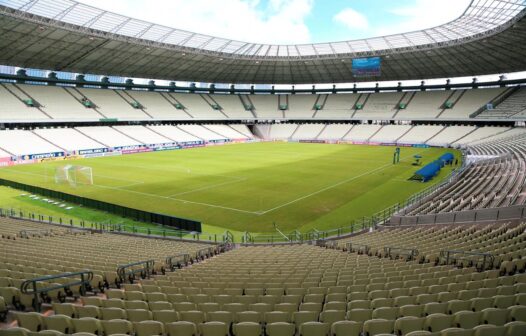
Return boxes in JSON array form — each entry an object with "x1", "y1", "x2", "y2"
[
  {"x1": 410, "y1": 162, "x2": 441, "y2": 182},
  {"x1": 439, "y1": 152, "x2": 455, "y2": 165}
]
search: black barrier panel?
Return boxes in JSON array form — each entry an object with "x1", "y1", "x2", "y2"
[{"x1": 0, "y1": 178, "x2": 201, "y2": 232}]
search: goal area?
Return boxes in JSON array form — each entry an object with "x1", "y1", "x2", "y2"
[{"x1": 54, "y1": 165, "x2": 93, "y2": 186}]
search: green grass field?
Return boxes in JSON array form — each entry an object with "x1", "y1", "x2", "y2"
[{"x1": 0, "y1": 142, "x2": 459, "y2": 233}]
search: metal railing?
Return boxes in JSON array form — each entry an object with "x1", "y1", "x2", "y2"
[
  {"x1": 116, "y1": 260, "x2": 155, "y2": 284},
  {"x1": 165, "y1": 254, "x2": 190, "y2": 271},
  {"x1": 439, "y1": 250, "x2": 495, "y2": 271},
  {"x1": 384, "y1": 246, "x2": 419, "y2": 260},
  {"x1": 20, "y1": 271, "x2": 93, "y2": 311},
  {"x1": 346, "y1": 242, "x2": 371, "y2": 254}
]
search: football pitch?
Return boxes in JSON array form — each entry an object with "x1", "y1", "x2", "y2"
[{"x1": 0, "y1": 142, "x2": 458, "y2": 233}]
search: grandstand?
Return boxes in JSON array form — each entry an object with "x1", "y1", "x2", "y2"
[{"x1": 1, "y1": 0, "x2": 526, "y2": 335}]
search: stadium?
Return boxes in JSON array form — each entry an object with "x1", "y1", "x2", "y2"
[{"x1": 0, "y1": 0, "x2": 526, "y2": 334}]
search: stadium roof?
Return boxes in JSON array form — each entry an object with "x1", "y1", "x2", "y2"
[{"x1": 0, "y1": 0, "x2": 525, "y2": 84}]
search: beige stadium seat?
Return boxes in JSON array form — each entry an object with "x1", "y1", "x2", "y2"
[
  {"x1": 473, "y1": 324, "x2": 506, "y2": 336},
  {"x1": 405, "y1": 331, "x2": 432, "y2": 336},
  {"x1": 166, "y1": 321, "x2": 197, "y2": 336},
  {"x1": 101, "y1": 307, "x2": 127, "y2": 320},
  {"x1": 347, "y1": 308, "x2": 372, "y2": 322},
  {"x1": 232, "y1": 322, "x2": 262, "y2": 336},
  {"x1": 0, "y1": 327, "x2": 31, "y2": 336},
  {"x1": 153, "y1": 310, "x2": 179, "y2": 325},
  {"x1": 266, "y1": 322, "x2": 295, "y2": 336},
  {"x1": 72, "y1": 317, "x2": 103, "y2": 335},
  {"x1": 439, "y1": 327, "x2": 472, "y2": 336},
  {"x1": 76, "y1": 306, "x2": 101, "y2": 319},
  {"x1": 102, "y1": 319, "x2": 133, "y2": 335},
  {"x1": 236, "y1": 311, "x2": 262, "y2": 324},
  {"x1": 482, "y1": 308, "x2": 508, "y2": 326},
  {"x1": 180, "y1": 311, "x2": 206, "y2": 326},
  {"x1": 198, "y1": 321, "x2": 228, "y2": 336},
  {"x1": 298, "y1": 321, "x2": 330, "y2": 336},
  {"x1": 15, "y1": 312, "x2": 45, "y2": 332},
  {"x1": 125, "y1": 300, "x2": 149, "y2": 310},
  {"x1": 394, "y1": 316, "x2": 425, "y2": 335},
  {"x1": 363, "y1": 319, "x2": 395, "y2": 336},
  {"x1": 508, "y1": 305, "x2": 526, "y2": 322},
  {"x1": 134, "y1": 320, "x2": 165, "y2": 336},
  {"x1": 52, "y1": 303, "x2": 77, "y2": 318},
  {"x1": 330, "y1": 320, "x2": 362, "y2": 336},
  {"x1": 43, "y1": 315, "x2": 74, "y2": 334},
  {"x1": 505, "y1": 321, "x2": 526, "y2": 336},
  {"x1": 127, "y1": 309, "x2": 153, "y2": 322},
  {"x1": 453, "y1": 311, "x2": 481, "y2": 329},
  {"x1": 293, "y1": 311, "x2": 319, "y2": 330},
  {"x1": 319, "y1": 310, "x2": 345, "y2": 325},
  {"x1": 424, "y1": 313, "x2": 454, "y2": 332},
  {"x1": 399, "y1": 305, "x2": 424, "y2": 318},
  {"x1": 35, "y1": 330, "x2": 64, "y2": 335},
  {"x1": 265, "y1": 311, "x2": 291, "y2": 324}
]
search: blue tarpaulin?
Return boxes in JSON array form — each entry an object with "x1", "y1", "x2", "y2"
[
  {"x1": 414, "y1": 162, "x2": 441, "y2": 182},
  {"x1": 439, "y1": 152, "x2": 455, "y2": 164}
]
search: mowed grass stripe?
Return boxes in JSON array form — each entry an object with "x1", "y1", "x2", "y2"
[{"x1": 0, "y1": 142, "x2": 458, "y2": 232}]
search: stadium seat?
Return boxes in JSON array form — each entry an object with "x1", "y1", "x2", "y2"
[
  {"x1": 232, "y1": 322, "x2": 262, "y2": 336},
  {"x1": 266, "y1": 322, "x2": 295, "y2": 336},
  {"x1": 72, "y1": 317, "x2": 103, "y2": 335},
  {"x1": 198, "y1": 321, "x2": 228, "y2": 336},
  {"x1": 134, "y1": 320, "x2": 165, "y2": 336},
  {"x1": 166, "y1": 321, "x2": 197, "y2": 336}
]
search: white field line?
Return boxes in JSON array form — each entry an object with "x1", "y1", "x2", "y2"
[
  {"x1": 168, "y1": 177, "x2": 248, "y2": 197},
  {"x1": 0, "y1": 167, "x2": 145, "y2": 187},
  {"x1": 91, "y1": 183, "x2": 259, "y2": 215},
  {"x1": 0, "y1": 167, "x2": 258, "y2": 214},
  {"x1": 257, "y1": 150, "x2": 426, "y2": 215},
  {"x1": 95, "y1": 161, "x2": 245, "y2": 181}
]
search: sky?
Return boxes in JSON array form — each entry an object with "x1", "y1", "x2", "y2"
[{"x1": 76, "y1": 0, "x2": 472, "y2": 45}]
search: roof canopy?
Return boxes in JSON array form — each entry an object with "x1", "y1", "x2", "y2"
[{"x1": 0, "y1": 0, "x2": 525, "y2": 84}]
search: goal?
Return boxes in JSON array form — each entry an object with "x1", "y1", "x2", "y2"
[{"x1": 54, "y1": 165, "x2": 93, "y2": 186}]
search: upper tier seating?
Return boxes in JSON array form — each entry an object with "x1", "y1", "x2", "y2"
[
  {"x1": 439, "y1": 88, "x2": 505, "y2": 119},
  {"x1": 287, "y1": 95, "x2": 317, "y2": 119},
  {"x1": 0, "y1": 83, "x2": 51, "y2": 121},
  {"x1": 209, "y1": 95, "x2": 253, "y2": 119},
  {"x1": 0, "y1": 83, "x2": 519, "y2": 122},
  {"x1": 249, "y1": 95, "x2": 281, "y2": 119},
  {"x1": 126, "y1": 91, "x2": 192, "y2": 120},
  {"x1": 77, "y1": 88, "x2": 151, "y2": 120},
  {"x1": 354, "y1": 92, "x2": 403, "y2": 120},
  {"x1": 396, "y1": 91, "x2": 451, "y2": 119},
  {"x1": 19, "y1": 84, "x2": 103, "y2": 121},
  {"x1": 316, "y1": 94, "x2": 357, "y2": 119},
  {"x1": 476, "y1": 87, "x2": 526, "y2": 119}
]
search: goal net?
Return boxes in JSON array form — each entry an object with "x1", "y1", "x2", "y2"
[{"x1": 55, "y1": 165, "x2": 93, "y2": 187}]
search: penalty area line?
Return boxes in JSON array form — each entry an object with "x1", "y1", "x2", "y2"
[{"x1": 257, "y1": 150, "x2": 425, "y2": 215}]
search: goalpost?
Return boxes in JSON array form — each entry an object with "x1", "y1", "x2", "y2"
[{"x1": 55, "y1": 165, "x2": 93, "y2": 187}]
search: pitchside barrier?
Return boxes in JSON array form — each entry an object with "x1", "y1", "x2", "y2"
[{"x1": 0, "y1": 178, "x2": 201, "y2": 232}]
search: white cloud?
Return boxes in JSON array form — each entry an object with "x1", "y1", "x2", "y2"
[
  {"x1": 333, "y1": 8, "x2": 369, "y2": 31},
  {"x1": 76, "y1": 0, "x2": 313, "y2": 45},
  {"x1": 374, "y1": 0, "x2": 472, "y2": 36}
]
